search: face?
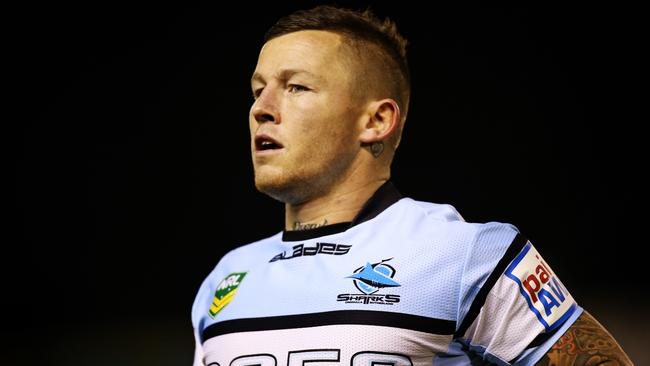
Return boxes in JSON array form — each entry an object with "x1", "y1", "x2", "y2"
[{"x1": 249, "y1": 30, "x2": 367, "y2": 204}]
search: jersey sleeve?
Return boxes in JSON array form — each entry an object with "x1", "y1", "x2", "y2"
[
  {"x1": 193, "y1": 328, "x2": 205, "y2": 366},
  {"x1": 454, "y1": 223, "x2": 582, "y2": 365},
  {"x1": 192, "y1": 279, "x2": 210, "y2": 366},
  {"x1": 191, "y1": 257, "x2": 225, "y2": 366}
]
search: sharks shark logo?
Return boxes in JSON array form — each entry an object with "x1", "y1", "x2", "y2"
[
  {"x1": 348, "y1": 258, "x2": 400, "y2": 294},
  {"x1": 337, "y1": 258, "x2": 401, "y2": 305}
]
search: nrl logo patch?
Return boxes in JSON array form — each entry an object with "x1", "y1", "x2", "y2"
[{"x1": 209, "y1": 272, "x2": 247, "y2": 318}]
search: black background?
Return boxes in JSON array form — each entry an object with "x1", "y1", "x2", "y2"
[{"x1": 9, "y1": 1, "x2": 646, "y2": 365}]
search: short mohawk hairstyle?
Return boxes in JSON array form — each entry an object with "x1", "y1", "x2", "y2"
[{"x1": 264, "y1": 5, "x2": 410, "y2": 115}]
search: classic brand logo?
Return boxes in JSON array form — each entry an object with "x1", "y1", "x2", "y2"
[
  {"x1": 337, "y1": 258, "x2": 401, "y2": 305},
  {"x1": 269, "y1": 242, "x2": 351, "y2": 262},
  {"x1": 208, "y1": 272, "x2": 247, "y2": 318}
]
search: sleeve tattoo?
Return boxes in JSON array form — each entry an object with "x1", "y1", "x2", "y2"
[{"x1": 535, "y1": 311, "x2": 633, "y2": 365}]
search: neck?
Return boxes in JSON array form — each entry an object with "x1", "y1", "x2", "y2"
[{"x1": 284, "y1": 178, "x2": 388, "y2": 231}]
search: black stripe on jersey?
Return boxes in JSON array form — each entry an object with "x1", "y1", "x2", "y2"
[
  {"x1": 350, "y1": 180, "x2": 402, "y2": 227},
  {"x1": 454, "y1": 233, "x2": 529, "y2": 338},
  {"x1": 526, "y1": 324, "x2": 562, "y2": 349},
  {"x1": 281, "y1": 181, "x2": 402, "y2": 241},
  {"x1": 203, "y1": 310, "x2": 455, "y2": 341}
]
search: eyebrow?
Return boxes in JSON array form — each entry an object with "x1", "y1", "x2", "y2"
[{"x1": 250, "y1": 69, "x2": 320, "y2": 85}]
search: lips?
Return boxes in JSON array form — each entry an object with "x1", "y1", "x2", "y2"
[{"x1": 254, "y1": 134, "x2": 284, "y2": 152}]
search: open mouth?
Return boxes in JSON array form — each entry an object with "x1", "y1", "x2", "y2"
[{"x1": 255, "y1": 135, "x2": 284, "y2": 152}]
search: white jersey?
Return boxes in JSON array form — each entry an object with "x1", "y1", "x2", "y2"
[{"x1": 191, "y1": 182, "x2": 581, "y2": 365}]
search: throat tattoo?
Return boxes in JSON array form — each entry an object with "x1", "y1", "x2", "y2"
[{"x1": 293, "y1": 219, "x2": 329, "y2": 231}]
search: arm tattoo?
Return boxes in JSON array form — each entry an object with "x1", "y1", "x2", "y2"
[
  {"x1": 536, "y1": 311, "x2": 633, "y2": 365},
  {"x1": 293, "y1": 219, "x2": 328, "y2": 231}
]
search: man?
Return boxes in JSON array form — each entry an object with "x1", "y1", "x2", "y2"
[{"x1": 192, "y1": 6, "x2": 632, "y2": 366}]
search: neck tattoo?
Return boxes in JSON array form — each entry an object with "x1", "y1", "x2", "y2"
[
  {"x1": 370, "y1": 141, "x2": 384, "y2": 157},
  {"x1": 293, "y1": 218, "x2": 329, "y2": 231}
]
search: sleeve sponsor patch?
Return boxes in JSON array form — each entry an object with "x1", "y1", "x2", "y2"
[{"x1": 505, "y1": 242, "x2": 577, "y2": 331}]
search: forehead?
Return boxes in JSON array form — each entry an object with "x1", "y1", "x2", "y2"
[{"x1": 253, "y1": 30, "x2": 351, "y2": 82}]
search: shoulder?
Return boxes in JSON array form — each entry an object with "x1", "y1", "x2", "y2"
[
  {"x1": 396, "y1": 197, "x2": 520, "y2": 245},
  {"x1": 221, "y1": 232, "x2": 284, "y2": 264},
  {"x1": 191, "y1": 232, "x2": 283, "y2": 326},
  {"x1": 402, "y1": 198, "x2": 465, "y2": 222},
  {"x1": 204, "y1": 231, "x2": 284, "y2": 280}
]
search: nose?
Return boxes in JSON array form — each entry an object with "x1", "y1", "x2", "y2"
[{"x1": 251, "y1": 88, "x2": 280, "y2": 124}]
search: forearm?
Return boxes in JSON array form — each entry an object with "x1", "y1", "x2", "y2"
[{"x1": 535, "y1": 311, "x2": 633, "y2": 365}]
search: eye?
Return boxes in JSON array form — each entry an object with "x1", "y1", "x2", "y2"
[
  {"x1": 252, "y1": 88, "x2": 264, "y2": 100},
  {"x1": 287, "y1": 84, "x2": 309, "y2": 94}
]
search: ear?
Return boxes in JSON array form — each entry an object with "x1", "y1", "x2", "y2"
[{"x1": 359, "y1": 98, "x2": 401, "y2": 144}]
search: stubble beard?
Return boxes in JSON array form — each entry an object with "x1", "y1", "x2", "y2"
[
  {"x1": 254, "y1": 150, "x2": 356, "y2": 205},
  {"x1": 255, "y1": 172, "x2": 316, "y2": 205}
]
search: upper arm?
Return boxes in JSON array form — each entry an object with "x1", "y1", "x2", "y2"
[
  {"x1": 535, "y1": 311, "x2": 633, "y2": 366},
  {"x1": 454, "y1": 228, "x2": 582, "y2": 364},
  {"x1": 193, "y1": 328, "x2": 205, "y2": 366}
]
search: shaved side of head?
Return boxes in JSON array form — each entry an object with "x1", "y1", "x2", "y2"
[{"x1": 264, "y1": 5, "x2": 411, "y2": 153}]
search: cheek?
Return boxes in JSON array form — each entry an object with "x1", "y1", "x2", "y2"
[
  {"x1": 248, "y1": 104, "x2": 257, "y2": 130},
  {"x1": 286, "y1": 92, "x2": 360, "y2": 151}
]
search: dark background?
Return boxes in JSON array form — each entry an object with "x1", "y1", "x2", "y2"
[{"x1": 9, "y1": 1, "x2": 646, "y2": 365}]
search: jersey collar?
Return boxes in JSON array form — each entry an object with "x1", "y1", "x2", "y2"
[{"x1": 282, "y1": 181, "x2": 402, "y2": 242}]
